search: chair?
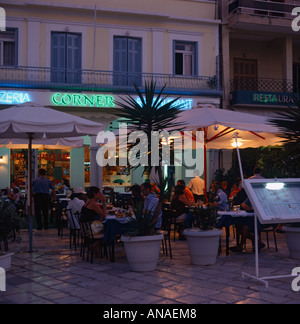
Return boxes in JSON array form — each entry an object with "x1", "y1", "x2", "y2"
[
  {"x1": 261, "y1": 224, "x2": 278, "y2": 252},
  {"x1": 79, "y1": 216, "x2": 105, "y2": 264},
  {"x1": 66, "y1": 209, "x2": 81, "y2": 250},
  {"x1": 16, "y1": 196, "x2": 27, "y2": 218},
  {"x1": 157, "y1": 208, "x2": 173, "y2": 259}
]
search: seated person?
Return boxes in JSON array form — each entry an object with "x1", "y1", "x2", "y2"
[
  {"x1": 230, "y1": 198, "x2": 265, "y2": 252},
  {"x1": 67, "y1": 188, "x2": 86, "y2": 229},
  {"x1": 81, "y1": 186, "x2": 107, "y2": 222},
  {"x1": 141, "y1": 182, "x2": 162, "y2": 229},
  {"x1": 210, "y1": 182, "x2": 227, "y2": 211},
  {"x1": 171, "y1": 184, "x2": 192, "y2": 240},
  {"x1": 6, "y1": 187, "x2": 21, "y2": 205},
  {"x1": 177, "y1": 180, "x2": 195, "y2": 204},
  {"x1": 229, "y1": 182, "x2": 241, "y2": 200},
  {"x1": 129, "y1": 184, "x2": 144, "y2": 209}
]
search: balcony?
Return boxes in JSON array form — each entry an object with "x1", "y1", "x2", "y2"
[
  {"x1": 230, "y1": 77, "x2": 296, "y2": 107},
  {"x1": 226, "y1": 0, "x2": 298, "y2": 33},
  {"x1": 0, "y1": 66, "x2": 222, "y2": 98}
]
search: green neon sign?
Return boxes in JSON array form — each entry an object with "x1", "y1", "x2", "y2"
[{"x1": 52, "y1": 93, "x2": 115, "y2": 108}]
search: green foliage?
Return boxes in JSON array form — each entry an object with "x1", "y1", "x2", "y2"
[
  {"x1": 269, "y1": 93, "x2": 300, "y2": 144},
  {"x1": 191, "y1": 205, "x2": 218, "y2": 231},
  {"x1": 129, "y1": 203, "x2": 157, "y2": 236}
]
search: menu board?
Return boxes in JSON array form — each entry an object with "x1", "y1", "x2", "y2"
[{"x1": 243, "y1": 179, "x2": 300, "y2": 224}]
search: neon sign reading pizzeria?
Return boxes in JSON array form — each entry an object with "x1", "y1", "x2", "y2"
[{"x1": 52, "y1": 93, "x2": 115, "y2": 108}]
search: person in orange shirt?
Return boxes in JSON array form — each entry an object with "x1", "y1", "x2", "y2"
[{"x1": 177, "y1": 180, "x2": 195, "y2": 204}]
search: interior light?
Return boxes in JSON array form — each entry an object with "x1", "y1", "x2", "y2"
[
  {"x1": 266, "y1": 183, "x2": 284, "y2": 191},
  {"x1": 0, "y1": 156, "x2": 3, "y2": 162}
]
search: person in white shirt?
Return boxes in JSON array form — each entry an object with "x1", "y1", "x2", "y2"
[
  {"x1": 187, "y1": 170, "x2": 205, "y2": 202},
  {"x1": 67, "y1": 187, "x2": 86, "y2": 229}
]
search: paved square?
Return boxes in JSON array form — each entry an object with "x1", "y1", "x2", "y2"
[{"x1": 1, "y1": 229, "x2": 300, "y2": 304}]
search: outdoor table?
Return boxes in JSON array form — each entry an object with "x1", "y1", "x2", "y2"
[
  {"x1": 103, "y1": 217, "x2": 137, "y2": 262},
  {"x1": 217, "y1": 210, "x2": 255, "y2": 256}
]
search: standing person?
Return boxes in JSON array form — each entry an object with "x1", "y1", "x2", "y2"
[
  {"x1": 187, "y1": 170, "x2": 205, "y2": 202},
  {"x1": 33, "y1": 169, "x2": 56, "y2": 230}
]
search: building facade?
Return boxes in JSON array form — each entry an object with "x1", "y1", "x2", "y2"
[
  {"x1": 220, "y1": 0, "x2": 300, "y2": 117},
  {"x1": 0, "y1": 0, "x2": 221, "y2": 191}
]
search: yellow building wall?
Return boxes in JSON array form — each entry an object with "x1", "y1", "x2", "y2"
[{"x1": 3, "y1": 0, "x2": 219, "y2": 77}]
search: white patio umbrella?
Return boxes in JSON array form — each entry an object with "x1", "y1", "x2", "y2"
[
  {"x1": 0, "y1": 137, "x2": 84, "y2": 150},
  {"x1": 0, "y1": 102, "x2": 104, "y2": 252},
  {"x1": 172, "y1": 108, "x2": 283, "y2": 199}
]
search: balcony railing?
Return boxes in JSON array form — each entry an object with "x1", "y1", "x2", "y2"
[
  {"x1": 231, "y1": 77, "x2": 294, "y2": 93},
  {"x1": 0, "y1": 66, "x2": 222, "y2": 97},
  {"x1": 229, "y1": 0, "x2": 297, "y2": 18}
]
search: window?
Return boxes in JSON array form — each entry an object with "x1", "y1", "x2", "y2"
[
  {"x1": 0, "y1": 29, "x2": 17, "y2": 66},
  {"x1": 233, "y1": 58, "x2": 258, "y2": 90},
  {"x1": 113, "y1": 36, "x2": 142, "y2": 86},
  {"x1": 293, "y1": 64, "x2": 300, "y2": 93},
  {"x1": 174, "y1": 41, "x2": 197, "y2": 76},
  {"x1": 51, "y1": 32, "x2": 82, "y2": 84}
]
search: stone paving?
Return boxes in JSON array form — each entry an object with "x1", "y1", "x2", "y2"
[{"x1": 1, "y1": 228, "x2": 300, "y2": 304}]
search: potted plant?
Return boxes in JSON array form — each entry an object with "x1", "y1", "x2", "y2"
[
  {"x1": 282, "y1": 223, "x2": 300, "y2": 260},
  {"x1": 183, "y1": 205, "x2": 223, "y2": 266},
  {"x1": 115, "y1": 80, "x2": 186, "y2": 271},
  {"x1": 121, "y1": 203, "x2": 163, "y2": 272},
  {"x1": 0, "y1": 200, "x2": 20, "y2": 270}
]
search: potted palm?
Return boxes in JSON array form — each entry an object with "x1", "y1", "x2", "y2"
[
  {"x1": 116, "y1": 80, "x2": 185, "y2": 271},
  {"x1": 269, "y1": 93, "x2": 300, "y2": 260},
  {"x1": 121, "y1": 203, "x2": 163, "y2": 272},
  {"x1": 0, "y1": 200, "x2": 20, "y2": 270},
  {"x1": 183, "y1": 205, "x2": 223, "y2": 266}
]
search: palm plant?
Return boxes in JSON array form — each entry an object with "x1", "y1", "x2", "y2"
[
  {"x1": 114, "y1": 80, "x2": 186, "y2": 233},
  {"x1": 269, "y1": 93, "x2": 300, "y2": 144}
]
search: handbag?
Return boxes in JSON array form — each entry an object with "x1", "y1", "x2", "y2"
[{"x1": 91, "y1": 221, "x2": 104, "y2": 235}]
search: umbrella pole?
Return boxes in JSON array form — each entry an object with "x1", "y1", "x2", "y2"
[
  {"x1": 28, "y1": 133, "x2": 34, "y2": 253},
  {"x1": 204, "y1": 143, "x2": 208, "y2": 202},
  {"x1": 234, "y1": 132, "x2": 244, "y2": 183}
]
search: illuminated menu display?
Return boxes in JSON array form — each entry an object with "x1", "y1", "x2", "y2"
[{"x1": 244, "y1": 179, "x2": 300, "y2": 224}]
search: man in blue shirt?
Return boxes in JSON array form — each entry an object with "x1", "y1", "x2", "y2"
[
  {"x1": 33, "y1": 169, "x2": 56, "y2": 230},
  {"x1": 141, "y1": 182, "x2": 162, "y2": 229},
  {"x1": 211, "y1": 182, "x2": 227, "y2": 211}
]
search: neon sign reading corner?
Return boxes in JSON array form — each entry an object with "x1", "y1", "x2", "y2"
[{"x1": 52, "y1": 93, "x2": 115, "y2": 108}]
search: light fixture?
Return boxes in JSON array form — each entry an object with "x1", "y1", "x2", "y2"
[
  {"x1": 266, "y1": 182, "x2": 284, "y2": 191},
  {"x1": 0, "y1": 156, "x2": 3, "y2": 163},
  {"x1": 232, "y1": 133, "x2": 244, "y2": 148},
  {"x1": 231, "y1": 141, "x2": 243, "y2": 148}
]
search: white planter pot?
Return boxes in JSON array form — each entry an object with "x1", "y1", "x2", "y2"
[
  {"x1": 283, "y1": 226, "x2": 300, "y2": 260},
  {"x1": 121, "y1": 234, "x2": 163, "y2": 272},
  {"x1": 183, "y1": 229, "x2": 223, "y2": 266},
  {"x1": 0, "y1": 253, "x2": 13, "y2": 270}
]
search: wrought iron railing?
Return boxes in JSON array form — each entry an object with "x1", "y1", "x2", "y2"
[
  {"x1": 230, "y1": 77, "x2": 294, "y2": 93},
  {"x1": 229, "y1": 0, "x2": 297, "y2": 18},
  {"x1": 0, "y1": 66, "x2": 222, "y2": 97}
]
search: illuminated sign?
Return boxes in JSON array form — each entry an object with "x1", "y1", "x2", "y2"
[
  {"x1": 136, "y1": 97, "x2": 194, "y2": 110},
  {"x1": 231, "y1": 90, "x2": 297, "y2": 107},
  {"x1": 0, "y1": 91, "x2": 31, "y2": 105},
  {"x1": 253, "y1": 93, "x2": 295, "y2": 105},
  {"x1": 52, "y1": 93, "x2": 115, "y2": 108}
]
